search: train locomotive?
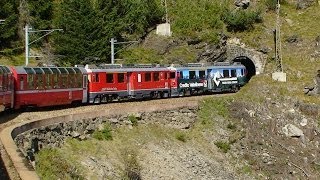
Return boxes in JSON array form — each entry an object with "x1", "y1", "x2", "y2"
[{"x1": 0, "y1": 62, "x2": 247, "y2": 111}]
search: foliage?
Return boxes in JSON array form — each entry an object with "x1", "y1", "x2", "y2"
[
  {"x1": 120, "y1": 48, "x2": 162, "y2": 64},
  {"x1": 222, "y1": 8, "x2": 262, "y2": 32},
  {"x1": 264, "y1": 0, "x2": 287, "y2": 11},
  {"x1": 35, "y1": 148, "x2": 84, "y2": 180},
  {"x1": 0, "y1": 0, "x2": 19, "y2": 49},
  {"x1": 214, "y1": 141, "x2": 231, "y2": 153},
  {"x1": 128, "y1": 115, "x2": 138, "y2": 126},
  {"x1": 169, "y1": 0, "x2": 225, "y2": 38},
  {"x1": 175, "y1": 131, "x2": 187, "y2": 142},
  {"x1": 92, "y1": 124, "x2": 113, "y2": 140}
]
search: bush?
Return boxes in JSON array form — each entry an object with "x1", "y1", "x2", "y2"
[
  {"x1": 92, "y1": 124, "x2": 113, "y2": 140},
  {"x1": 175, "y1": 131, "x2": 187, "y2": 142},
  {"x1": 128, "y1": 115, "x2": 138, "y2": 126},
  {"x1": 214, "y1": 141, "x2": 231, "y2": 153},
  {"x1": 222, "y1": 9, "x2": 262, "y2": 32},
  {"x1": 35, "y1": 148, "x2": 84, "y2": 179}
]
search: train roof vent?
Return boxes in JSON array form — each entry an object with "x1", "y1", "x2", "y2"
[
  {"x1": 124, "y1": 64, "x2": 158, "y2": 68},
  {"x1": 185, "y1": 63, "x2": 205, "y2": 67},
  {"x1": 213, "y1": 62, "x2": 231, "y2": 66},
  {"x1": 99, "y1": 64, "x2": 123, "y2": 69},
  {"x1": 74, "y1": 64, "x2": 84, "y2": 68},
  {"x1": 85, "y1": 64, "x2": 98, "y2": 69}
]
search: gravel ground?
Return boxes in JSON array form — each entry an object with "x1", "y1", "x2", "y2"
[{"x1": 0, "y1": 94, "x2": 224, "y2": 179}]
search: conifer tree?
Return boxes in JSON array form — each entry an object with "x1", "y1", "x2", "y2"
[{"x1": 0, "y1": 0, "x2": 19, "y2": 49}]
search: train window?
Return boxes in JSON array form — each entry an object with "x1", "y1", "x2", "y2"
[
  {"x1": 118, "y1": 73, "x2": 125, "y2": 83},
  {"x1": 189, "y1": 71, "x2": 196, "y2": 79},
  {"x1": 223, "y1": 70, "x2": 229, "y2": 78},
  {"x1": 45, "y1": 74, "x2": 51, "y2": 89},
  {"x1": 34, "y1": 68, "x2": 44, "y2": 74},
  {"x1": 3, "y1": 66, "x2": 10, "y2": 73},
  {"x1": 179, "y1": 71, "x2": 184, "y2": 79},
  {"x1": 164, "y1": 72, "x2": 168, "y2": 79},
  {"x1": 106, "y1": 73, "x2": 114, "y2": 83},
  {"x1": 24, "y1": 67, "x2": 35, "y2": 74},
  {"x1": 66, "y1": 68, "x2": 75, "y2": 74},
  {"x1": 145, "y1": 72, "x2": 151, "y2": 82},
  {"x1": 153, "y1": 72, "x2": 160, "y2": 81},
  {"x1": 95, "y1": 73, "x2": 99, "y2": 82},
  {"x1": 50, "y1": 68, "x2": 60, "y2": 74},
  {"x1": 42, "y1": 68, "x2": 52, "y2": 74},
  {"x1": 59, "y1": 68, "x2": 68, "y2": 74},
  {"x1": 170, "y1": 72, "x2": 176, "y2": 79},
  {"x1": 36, "y1": 75, "x2": 44, "y2": 89},
  {"x1": 20, "y1": 76, "x2": 24, "y2": 90},
  {"x1": 199, "y1": 71, "x2": 205, "y2": 78},
  {"x1": 231, "y1": 69, "x2": 236, "y2": 77},
  {"x1": 73, "y1": 68, "x2": 81, "y2": 74},
  {"x1": 60, "y1": 74, "x2": 68, "y2": 88},
  {"x1": 77, "y1": 74, "x2": 82, "y2": 87},
  {"x1": 138, "y1": 73, "x2": 142, "y2": 82},
  {"x1": 92, "y1": 73, "x2": 99, "y2": 83},
  {"x1": 53, "y1": 74, "x2": 59, "y2": 89},
  {"x1": 27, "y1": 74, "x2": 34, "y2": 89}
]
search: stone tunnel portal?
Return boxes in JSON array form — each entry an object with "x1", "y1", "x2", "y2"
[{"x1": 233, "y1": 56, "x2": 256, "y2": 80}]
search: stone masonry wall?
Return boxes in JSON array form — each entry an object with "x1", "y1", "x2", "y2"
[{"x1": 14, "y1": 107, "x2": 198, "y2": 161}]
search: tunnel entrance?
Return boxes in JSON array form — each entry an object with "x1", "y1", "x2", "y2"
[{"x1": 233, "y1": 56, "x2": 256, "y2": 80}]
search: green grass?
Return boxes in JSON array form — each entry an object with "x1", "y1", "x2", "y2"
[
  {"x1": 214, "y1": 141, "x2": 231, "y2": 153},
  {"x1": 92, "y1": 124, "x2": 113, "y2": 141},
  {"x1": 35, "y1": 148, "x2": 85, "y2": 180}
]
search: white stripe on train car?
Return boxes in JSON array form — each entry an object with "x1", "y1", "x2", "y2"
[{"x1": 15, "y1": 88, "x2": 83, "y2": 94}]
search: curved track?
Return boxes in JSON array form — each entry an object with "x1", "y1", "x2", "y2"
[{"x1": 0, "y1": 94, "x2": 229, "y2": 179}]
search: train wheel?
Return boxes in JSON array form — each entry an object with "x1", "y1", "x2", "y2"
[{"x1": 94, "y1": 96, "x2": 101, "y2": 104}]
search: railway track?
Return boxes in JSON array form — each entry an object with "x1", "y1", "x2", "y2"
[{"x1": 0, "y1": 93, "x2": 230, "y2": 180}]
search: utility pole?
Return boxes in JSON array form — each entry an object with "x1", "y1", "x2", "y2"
[
  {"x1": 110, "y1": 38, "x2": 138, "y2": 64},
  {"x1": 272, "y1": 0, "x2": 286, "y2": 82},
  {"x1": 24, "y1": 24, "x2": 63, "y2": 66},
  {"x1": 165, "y1": 0, "x2": 168, "y2": 23},
  {"x1": 275, "y1": 0, "x2": 283, "y2": 72}
]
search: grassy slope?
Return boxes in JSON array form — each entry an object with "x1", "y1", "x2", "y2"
[{"x1": 35, "y1": 2, "x2": 320, "y2": 179}]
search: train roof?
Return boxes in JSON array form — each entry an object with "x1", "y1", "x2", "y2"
[
  {"x1": 12, "y1": 66, "x2": 87, "y2": 74},
  {"x1": 0, "y1": 65, "x2": 12, "y2": 74}
]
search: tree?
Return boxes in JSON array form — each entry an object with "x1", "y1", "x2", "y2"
[
  {"x1": 0, "y1": 0, "x2": 19, "y2": 49},
  {"x1": 53, "y1": 0, "x2": 96, "y2": 65}
]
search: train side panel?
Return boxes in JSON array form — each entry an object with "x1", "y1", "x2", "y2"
[
  {"x1": 12, "y1": 67, "x2": 85, "y2": 109},
  {"x1": 87, "y1": 68, "x2": 129, "y2": 103},
  {"x1": 0, "y1": 66, "x2": 14, "y2": 111},
  {"x1": 128, "y1": 68, "x2": 171, "y2": 99}
]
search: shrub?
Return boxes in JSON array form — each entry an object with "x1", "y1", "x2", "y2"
[
  {"x1": 35, "y1": 148, "x2": 84, "y2": 179},
  {"x1": 92, "y1": 124, "x2": 113, "y2": 140},
  {"x1": 222, "y1": 9, "x2": 262, "y2": 32},
  {"x1": 175, "y1": 131, "x2": 187, "y2": 142},
  {"x1": 214, "y1": 141, "x2": 231, "y2": 153},
  {"x1": 128, "y1": 115, "x2": 138, "y2": 126}
]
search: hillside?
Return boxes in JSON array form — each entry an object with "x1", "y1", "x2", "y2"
[{"x1": 2, "y1": 0, "x2": 320, "y2": 179}]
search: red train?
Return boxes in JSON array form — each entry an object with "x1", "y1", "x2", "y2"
[{"x1": 0, "y1": 63, "x2": 247, "y2": 111}]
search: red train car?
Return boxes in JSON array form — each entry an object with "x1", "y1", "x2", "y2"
[
  {"x1": 0, "y1": 65, "x2": 14, "y2": 111},
  {"x1": 11, "y1": 66, "x2": 88, "y2": 109},
  {"x1": 127, "y1": 66, "x2": 171, "y2": 99},
  {"x1": 86, "y1": 65, "x2": 174, "y2": 103},
  {"x1": 86, "y1": 66, "x2": 129, "y2": 103}
]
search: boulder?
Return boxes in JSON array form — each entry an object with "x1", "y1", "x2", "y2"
[
  {"x1": 282, "y1": 124, "x2": 304, "y2": 137},
  {"x1": 297, "y1": 0, "x2": 316, "y2": 9},
  {"x1": 235, "y1": 0, "x2": 250, "y2": 9}
]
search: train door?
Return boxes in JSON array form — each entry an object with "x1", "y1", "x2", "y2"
[
  {"x1": 127, "y1": 72, "x2": 132, "y2": 96},
  {"x1": 82, "y1": 74, "x2": 88, "y2": 103}
]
